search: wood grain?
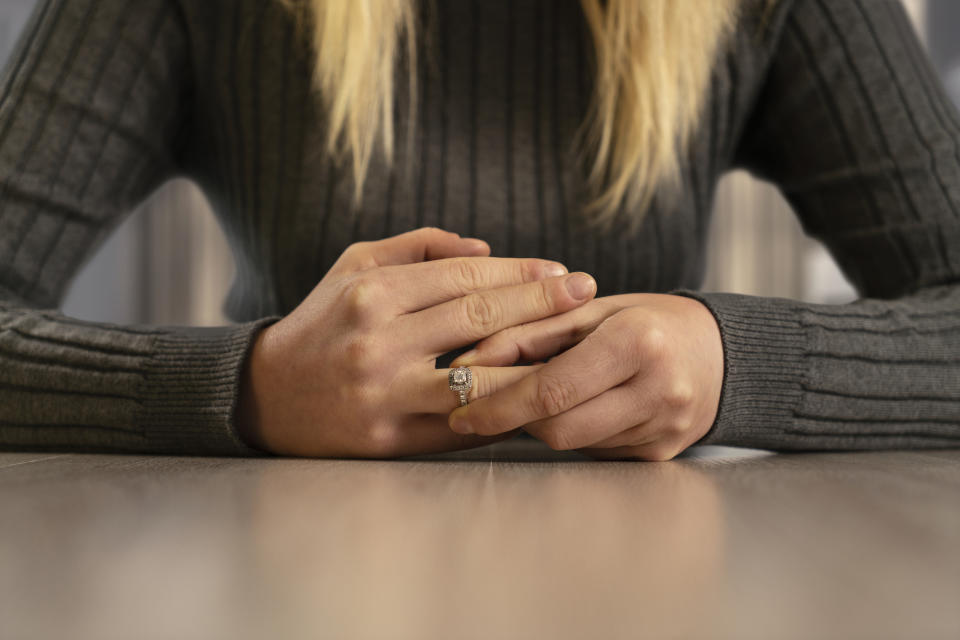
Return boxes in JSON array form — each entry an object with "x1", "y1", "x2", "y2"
[{"x1": 1, "y1": 441, "x2": 958, "y2": 639}]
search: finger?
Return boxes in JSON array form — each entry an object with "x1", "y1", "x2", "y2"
[
  {"x1": 582, "y1": 413, "x2": 693, "y2": 459},
  {"x1": 521, "y1": 383, "x2": 654, "y2": 451},
  {"x1": 380, "y1": 257, "x2": 568, "y2": 313},
  {"x1": 448, "y1": 325, "x2": 639, "y2": 437},
  {"x1": 389, "y1": 414, "x2": 523, "y2": 458},
  {"x1": 451, "y1": 299, "x2": 621, "y2": 367},
  {"x1": 575, "y1": 421, "x2": 659, "y2": 450},
  {"x1": 578, "y1": 439, "x2": 682, "y2": 462},
  {"x1": 328, "y1": 227, "x2": 490, "y2": 277},
  {"x1": 393, "y1": 364, "x2": 543, "y2": 414},
  {"x1": 401, "y1": 272, "x2": 597, "y2": 355}
]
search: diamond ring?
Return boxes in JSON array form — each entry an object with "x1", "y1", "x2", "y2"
[{"x1": 448, "y1": 366, "x2": 473, "y2": 407}]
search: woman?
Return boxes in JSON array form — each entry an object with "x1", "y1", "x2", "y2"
[{"x1": 0, "y1": 0, "x2": 957, "y2": 458}]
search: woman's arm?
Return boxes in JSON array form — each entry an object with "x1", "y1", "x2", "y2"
[
  {"x1": 445, "y1": 0, "x2": 960, "y2": 456},
  {"x1": 0, "y1": 0, "x2": 600, "y2": 458},
  {"x1": 0, "y1": 0, "x2": 276, "y2": 455},
  {"x1": 677, "y1": 0, "x2": 960, "y2": 450}
]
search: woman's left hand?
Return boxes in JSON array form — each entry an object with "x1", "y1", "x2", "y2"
[{"x1": 447, "y1": 294, "x2": 724, "y2": 460}]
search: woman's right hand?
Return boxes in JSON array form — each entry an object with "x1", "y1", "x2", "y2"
[{"x1": 236, "y1": 228, "x2": 598, "y2": 457}]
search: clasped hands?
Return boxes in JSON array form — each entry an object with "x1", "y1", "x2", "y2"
[{"x1": 237, "y1": 228, "x2": 723, "y2": 460}]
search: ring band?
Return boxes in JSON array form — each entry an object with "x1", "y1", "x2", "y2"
[{"x1": 448, "y1": 366, "x2": 473, "y2": 407}]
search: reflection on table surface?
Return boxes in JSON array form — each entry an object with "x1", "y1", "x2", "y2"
[{"x1": 1, "y1": 441, "x2": 958, "y2": 639}]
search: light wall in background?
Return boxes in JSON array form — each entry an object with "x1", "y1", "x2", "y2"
[{"x1": 703, "y1": 0, "x2": 928, "y2": 305}]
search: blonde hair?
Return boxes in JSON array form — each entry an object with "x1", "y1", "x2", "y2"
[{"x1": 288, "y1": 0, "x2": 744, "y2": 228}]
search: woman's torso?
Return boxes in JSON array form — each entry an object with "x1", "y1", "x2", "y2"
[{"x1": 177, "y1": 0, "x2": 759, "y2": 321}]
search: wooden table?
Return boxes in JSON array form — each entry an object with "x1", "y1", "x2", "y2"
[{"x1": 1, "y1": 441, "x2": 958, "y2": 639}]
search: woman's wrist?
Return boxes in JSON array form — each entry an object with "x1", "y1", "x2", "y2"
[{"x1": 236, "y1": 328, "x2": 274, "y2": 453}]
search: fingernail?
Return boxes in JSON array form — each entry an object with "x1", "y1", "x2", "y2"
[
  {"x1": 455, "y1": 349, "x2": 478, "y2": 366},
  {"x1": 450, "y1": 413, "x2": 474, "y2": 434},
  {"x1": 565, "y1": 273, "x2": 596, "y2": 300},
  {"x1": 463, "y1": 239, "x2": 489, "y2": 254},
  {"x1": 545, "y1": 262, "x2": 568, "y2": 277}
]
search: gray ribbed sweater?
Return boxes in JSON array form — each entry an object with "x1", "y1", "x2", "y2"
[{"x1": 0, "y1": 0, "x2": 958, "y2": 455}]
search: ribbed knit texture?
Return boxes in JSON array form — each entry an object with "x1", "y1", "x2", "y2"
[{"x1": 0, "y1": 0, "x2": 958, "y2": 454}]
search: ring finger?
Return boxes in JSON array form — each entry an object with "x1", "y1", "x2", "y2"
[{"x1": 392, "y1": 364, "x2": 544, "y2": 414}]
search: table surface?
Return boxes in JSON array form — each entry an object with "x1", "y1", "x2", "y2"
[{"x1": 1, "y1": 441, "x2": 958, "y2": 640}]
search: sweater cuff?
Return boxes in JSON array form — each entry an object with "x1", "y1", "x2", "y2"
[
  {"x1": 137, "y1": 316, "x2": 280, "y2": 456},
  {"x1": 670, "y1": 290, "x2": 807, "y2": 449}
]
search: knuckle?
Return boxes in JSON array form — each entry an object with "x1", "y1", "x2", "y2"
[
  {"x1": 634, "y1": 324, "x2": 668, "y2": 361},
  {"x1": 452, "y1": 258, "x2": 488, "y2": 292},
  {"x1": 478, "y1": 331, "x2": 506, "y2": 353},
  {"x1": 534, "y1": 279, "x2": 557, "y2": 312},
  {"x1": 363, "y1": 420, "x2": 402, "y2": 457},
  {"x1": 498, "y1": 330, "x2": 526, "y2": 362},
  {"x1": 461, "y1": 294, "x2": 502, "y2": 334},
  {"x1": 343, "y1": 240, "x2": 371, "y2": 260},
  {"x1": 476, "y1": 329, "x2": 522, "y2": 364},
  {"x1": 411, "y1": 227, "x2": 449, "y2": 250},
  {"x1": 543, "y1": 426, "x2": 576, "y2": 451},
  {"x1": 341, "y1": 276, "x2": 385, "y2": 324},
  {"x1": 663, "y1": 380, "x2": 695, "y2": 410},
  {"x1": 409, "y1": 226, "x2": 444, "y2": 243},
  {"x1": 520, "y1": 259, "x2": 546, "y2": 283},
  {"x1": 534, "y1": 374, "x2": 579, "y2": 416},
  {"x1": 418, "y1": 226, "x2": 446, "y2": 237},
  {"x1": 663, "y1": 416, "x2": 692, "y2": 438},
  {"x1": 643, "y1": 443, "x2": 680, "y2": 462}
]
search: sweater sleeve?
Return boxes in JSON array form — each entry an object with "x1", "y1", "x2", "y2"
[
  {"x1": 674, "y1": 0, "x2": 960, "y2": 450},
  {"x1": 0, "y1": 0, "x2": 275, "y2": 455}
]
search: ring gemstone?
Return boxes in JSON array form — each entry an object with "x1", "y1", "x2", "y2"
[{"x1": 448, "y1": 366, "x2": 472, "y2": 391}]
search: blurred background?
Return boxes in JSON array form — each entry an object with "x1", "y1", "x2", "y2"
[{"x1": 0, "y1": 0, "x2": 957, "y2": 325}]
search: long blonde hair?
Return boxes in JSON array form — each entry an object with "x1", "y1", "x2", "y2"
[{"x1": 287, "y1": 0, "x2": 744, "y2": 227}]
